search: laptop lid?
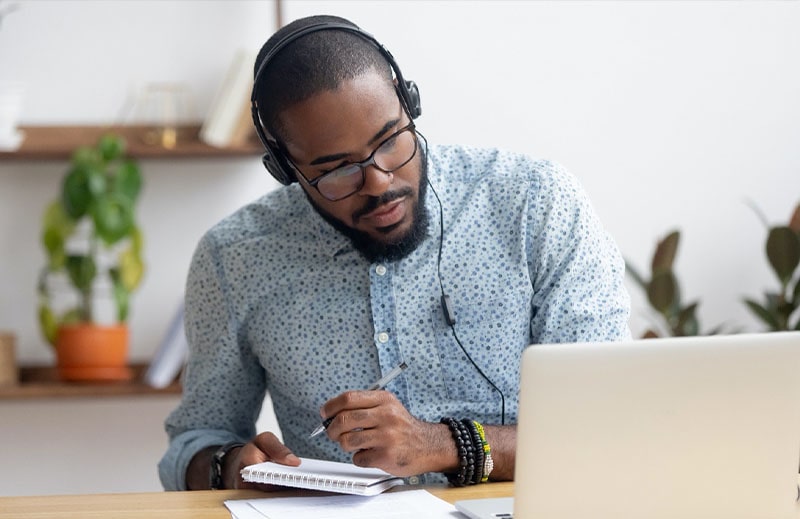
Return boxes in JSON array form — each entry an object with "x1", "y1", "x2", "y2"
[{"x1": 511, "y1": 332, "x2": 800, "y2": 519}]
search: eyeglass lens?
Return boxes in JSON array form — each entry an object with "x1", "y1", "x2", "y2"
[{"x1": 316, "y1": 127, "x2": 417, "y2": 201}]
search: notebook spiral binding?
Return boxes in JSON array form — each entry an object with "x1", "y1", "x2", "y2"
[{"x1": 250, "y1": 469, "x2": 361, "y2": 491}]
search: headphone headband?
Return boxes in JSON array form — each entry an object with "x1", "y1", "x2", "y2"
[{"x1": 250, "y1": 21, "x2": 422, "y2": 186}]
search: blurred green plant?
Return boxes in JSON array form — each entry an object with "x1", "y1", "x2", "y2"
[
  {"x1": 37, "y1": 134, "x2": 145, "y2": 347},
  {"x1": 626, "y1": 230, "x2": 726, "y2": 338},
  {"x1": 743, "y1": 201, "x2": 800, "y2": 331}
]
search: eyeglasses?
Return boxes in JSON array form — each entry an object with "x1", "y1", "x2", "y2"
[{"x1": 291, "y1": 122, "x2": 418, "y2": 201}]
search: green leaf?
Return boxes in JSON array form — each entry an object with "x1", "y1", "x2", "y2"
[
  {"x1": 65, "y1": 255, "x2": 96, "y2": 292},
  {"x1": 61, "y1": 165, "x2": 93, "y2": 219},
  {"x1": 764, "y1": 292, "x2": 783, "y2": 312},
  {"x1": 70, "y1": 145, "x2": 100, "y2": 168},
  {"x1": 766, "y1": 226, "x2": 800, "y2": 285},
  {"x1": 111, "y1": 272, "x2": 130, "y2": 322},
  {"x1": 130, "y1": 225, "x2": 144, "y2": 255},
  {"x1": 86, "y1": 165, "x2": 107, "y2": 197},
  {"x1": 113, "y1": 160, "x2": 142, "y2": 203},
  {"x1": 675, "y1": 302, "x2": 699, "y2": 336},
  {"x1": 97, "y1": 134, "x2": 126, "y2": 162},
  {"x1": 743, "y1": 298, "x2": 781, "y2": 331},
  {"x1": 41, "y1": 200, "x2": 75, "y2": 270},
  {"x1": 91, "y1": 193, "x2": 134, "y2": 245},
  {"x1": 37, "y1": 303, "x2": 58, "y2": 347},
  {"x1": 648, "y1": 270, "x2": 677, "y2": 313},
  {"x1": 651, "y1": 230, "x2": 680, "y2": 273},
  {"x1": 681, "y1": 314, "x2": 700, "y2": 337},
  {"x1": 118, "y1": 246, "x2": 144, "y2": 291}
]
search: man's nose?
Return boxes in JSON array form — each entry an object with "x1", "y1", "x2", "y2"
[{"x1": 357, "y1": 164, "x2": 393, "y2": 197}]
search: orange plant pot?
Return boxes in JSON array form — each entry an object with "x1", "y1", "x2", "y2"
[{"x1": 56, "y1": 324, "x2": 133, "y2": 382}]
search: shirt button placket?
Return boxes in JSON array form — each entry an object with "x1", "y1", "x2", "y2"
[{"x1": 375, "y1": 265, "x2": 390, "y2": 346}]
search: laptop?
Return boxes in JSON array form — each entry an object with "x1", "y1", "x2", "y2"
[{"x1": 456, "y1": 332, "x2": 800, "y2": 519}]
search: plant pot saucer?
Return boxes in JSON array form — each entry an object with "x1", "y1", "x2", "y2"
[{"x1": 58, "y1": 365, "x2": 134, "y2": 382}]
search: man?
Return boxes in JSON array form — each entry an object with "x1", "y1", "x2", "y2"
[{"x1": 159, "y1": 14, "x2": 630, "y2": 491}]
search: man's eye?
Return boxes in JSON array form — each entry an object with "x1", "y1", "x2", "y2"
[
  {"x1": 320, "y1": 162, "x2": 350, "y2": 176},
  {"x1": 380, "y1": 135, "x2": 399, "y2": 151}
]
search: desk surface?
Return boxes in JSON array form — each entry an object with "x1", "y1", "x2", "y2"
[{"x1": 0, "y1": 483, "x2": 513, "y2": 518}]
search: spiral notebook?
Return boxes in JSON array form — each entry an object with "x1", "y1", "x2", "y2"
[{"x1": 240, "y1": 457, "x2": 404, "y2": 496}]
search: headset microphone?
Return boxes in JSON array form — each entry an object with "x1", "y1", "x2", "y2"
[{"x1": 441, "y1": 295, "x2": 457, "y2": 327}]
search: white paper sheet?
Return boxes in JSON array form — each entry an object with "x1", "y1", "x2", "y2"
[{"x1": 225, "y1": 489, "x2": 459, "y2": 519}]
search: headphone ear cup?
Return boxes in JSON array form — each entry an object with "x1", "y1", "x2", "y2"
[
  {"x1": 262, "y1": 143, "x2": 296, "y2": 186},
  {"x1": 404, "y1": 80, "x2": 422, "y2": 119}
]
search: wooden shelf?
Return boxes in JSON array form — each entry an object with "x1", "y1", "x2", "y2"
[
  {"x1": 0, "y1": 124, "x2": 263, "y2": 160},
  {"x1": 0, "y1": 363, "x2": 181, "y2": 399}
]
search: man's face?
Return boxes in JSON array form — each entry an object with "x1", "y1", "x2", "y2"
[{"x1": 278, "y1": 72, "x2": 428, "y2": 262}]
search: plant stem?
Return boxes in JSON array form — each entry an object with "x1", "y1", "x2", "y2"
[{"x1": 81, "y1": 229, "x2": 98, "y2": 322}]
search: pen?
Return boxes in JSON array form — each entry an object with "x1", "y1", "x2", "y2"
[{"x1": 309, "y1": 361, "x2": 409, "y2": 438}]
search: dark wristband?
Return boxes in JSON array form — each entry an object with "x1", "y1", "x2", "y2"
[{"x1": 210, "y1": 441, "x2": 245, "y2": 490}]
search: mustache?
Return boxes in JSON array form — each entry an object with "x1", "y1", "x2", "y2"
[{"x1": 352, "y1": 187, "x2": 414, "y2": 222}]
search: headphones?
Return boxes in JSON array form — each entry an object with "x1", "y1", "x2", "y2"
[{"x1": 250, "y1": 21, "x2": 422, "y2": 186}]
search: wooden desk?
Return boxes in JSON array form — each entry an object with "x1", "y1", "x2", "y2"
[{"x1": 0, "y1": 483, "x2": 513, "y2": 518}]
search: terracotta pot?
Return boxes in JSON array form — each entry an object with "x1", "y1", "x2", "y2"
[{"x1": 56, "y1": 323, "x2": 133, "y2": 382}]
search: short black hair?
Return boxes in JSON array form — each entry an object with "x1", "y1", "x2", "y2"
[{"x1": 253, "y1": 15, "x2": 393, "y2": 141}]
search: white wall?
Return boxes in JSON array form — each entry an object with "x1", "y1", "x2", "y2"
[{"x1": 0, "y1": 0, "x2": 798, "y2": 495}]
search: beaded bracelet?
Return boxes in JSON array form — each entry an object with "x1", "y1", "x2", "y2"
[
  {"x1": 463, "y1": 419, "x2": 485, "y2": 484},
  {"x1": 441, "y1": 417, "x2": 474, "y2": 486},
  {"x1": 472, "y1": 420, "x2": 494, "y2": 482}
]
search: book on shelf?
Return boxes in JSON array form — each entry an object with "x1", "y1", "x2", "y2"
[
  {"x1": 143, "y1": 302, "x2": 188, "y2": 388},
  {"x1": 200, "y1": 49, "x2": 257, "y2": 148},
  {"x1": 240, "y1": 457, "x2": 405, "y2": 496}
]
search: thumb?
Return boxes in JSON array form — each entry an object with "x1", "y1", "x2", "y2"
[{"x1": 253, "y1": 432, "x2": 301, "y2": 466}]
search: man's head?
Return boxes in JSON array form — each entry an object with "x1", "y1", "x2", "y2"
[{"x1": 252, "y1": 15, "x2": 429, "y2": 263}]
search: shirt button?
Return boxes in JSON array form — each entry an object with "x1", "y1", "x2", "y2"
[
  {"x1": 375, "y1": 265, "x2": 387, "y2": 276},
  {"x1": 407, "y1": 476, "x2": 420, "y2": 485},
  {"x1": 377, "y1": 332, "x2": 389, "y2": 343}
]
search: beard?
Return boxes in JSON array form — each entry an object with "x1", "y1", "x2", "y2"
[{"x1": 306, "y1": 155, "x2": 430, "y2": 264}]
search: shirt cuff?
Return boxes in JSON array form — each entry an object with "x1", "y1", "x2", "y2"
[{"x1": 158, "y1": 429, "x2": 246, "y2": 491}]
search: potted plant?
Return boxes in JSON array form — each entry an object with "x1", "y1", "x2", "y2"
[
  {"x1": 626, "y1": 230, "x2": 728, "y2": 338},
  {"x1": 37, "y1": 133, "x2": 145, "y2": 381},
  {"x1": 743, "y1": 201, "x2": 800, "y2": 331}
]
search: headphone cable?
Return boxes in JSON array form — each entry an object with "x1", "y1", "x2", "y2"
[{"x1": 425, "y1": 167, "x2": 506, "y2": 425}]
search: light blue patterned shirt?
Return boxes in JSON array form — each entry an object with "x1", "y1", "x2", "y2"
[{"x1": 158, "y1": 144, "x2": 631, "y2": 490}]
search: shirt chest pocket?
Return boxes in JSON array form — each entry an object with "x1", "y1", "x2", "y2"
[{"x1": 434, "y1": 288, "x2": 530, "y2": 404}]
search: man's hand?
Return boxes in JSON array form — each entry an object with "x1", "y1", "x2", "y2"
[
  {"x1": 225, "y1": 432, "x2": 301, "y2": 490},
  {"x1": 320, "y1": 390, "x2": 459, "y2": 477},
  {"x1": 186, "y1": 432, "x2": 300, "y2": 490}
]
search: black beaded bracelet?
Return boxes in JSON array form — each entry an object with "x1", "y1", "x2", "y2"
[
  {"x1": 463, "y1": 419, "x2": 485, "y2": 485},
  {"x1": 441, "y1": 417, "x2": 478, "y2": 487}
]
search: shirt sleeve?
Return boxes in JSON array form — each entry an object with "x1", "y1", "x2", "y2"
[
  {"x1": 526, "y1": 160, "x2": 631, "y2": 343},
  {"x1": 158, "y1": 231, "x2": 267, "y2": 491}
]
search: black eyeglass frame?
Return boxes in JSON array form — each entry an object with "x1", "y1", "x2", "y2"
[{"x1": 282, "y1": 122, "x2": 419, "y2": 202}]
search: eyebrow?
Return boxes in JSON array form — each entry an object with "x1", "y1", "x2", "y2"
[{"x1": 308, "y1": 118, "x2": 401, "y2": 166}]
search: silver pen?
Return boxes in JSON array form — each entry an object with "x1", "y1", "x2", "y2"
[{"x1": 309, "y1": 361, "x2": 409, "y2": 438}]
